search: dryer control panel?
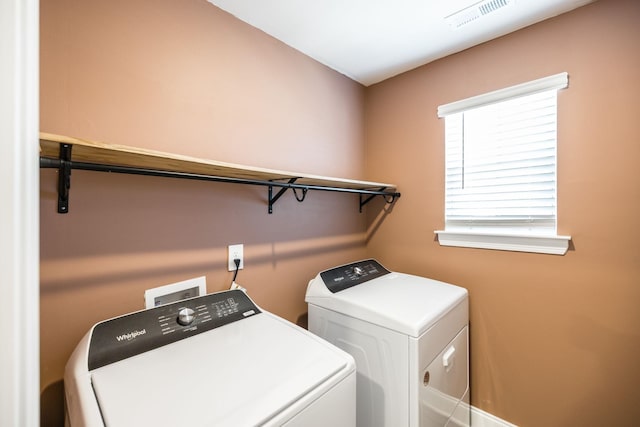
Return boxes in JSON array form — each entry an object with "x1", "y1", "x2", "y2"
[
  {"x1": 87, "y1": 290, "x2": 260, "y2": 370},
  {"x1": 320, "y1": 259, "x2": 390, "y2": 293}
]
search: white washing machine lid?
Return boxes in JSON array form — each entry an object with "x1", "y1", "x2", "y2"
[
  {"x1": 306, "y1": 261, "x2": 468, "y2": 337},
  {"x1": 89, "y1": 311, "x2": 353, "y2": 426}
]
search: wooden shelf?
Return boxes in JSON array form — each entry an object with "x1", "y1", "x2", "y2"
[{"x1": 39, "y1": 132, "x2": 400, "y2": 214}]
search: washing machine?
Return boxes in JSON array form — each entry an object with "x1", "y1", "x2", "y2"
[
  {"x1": 65, "y1": 289, "x2": 356, "y2": 427},
  {"x1": 305, "y1": 260, "x2": 469, "y2": 427}
]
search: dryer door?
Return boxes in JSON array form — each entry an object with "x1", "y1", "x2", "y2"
[{"x1": 420, "y1": 326, "x2": 469, "y2": 426}]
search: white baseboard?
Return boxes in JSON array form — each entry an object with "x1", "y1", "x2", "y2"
[{"x1": 471, "y1": 406, "x2": 518, "y2": 427}]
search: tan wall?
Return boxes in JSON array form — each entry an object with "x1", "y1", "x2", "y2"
[
  {"x1": 39, "y1": 0, "x2": 370, "y2": 423},
  {"x1": 364, "y1": 0, "x2": 640, "y2": 425},
  {"x1": 41, "y1": 0, "x2": 640, "y2": 426}
]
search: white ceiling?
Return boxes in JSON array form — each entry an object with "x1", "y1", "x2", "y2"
[{"x1": 207, "y1": 0, "x2": 595, "y2": 86}]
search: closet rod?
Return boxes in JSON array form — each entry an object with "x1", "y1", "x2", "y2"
[{"x1": 40, "y1": 157, "x2": 401, "y2": 214}]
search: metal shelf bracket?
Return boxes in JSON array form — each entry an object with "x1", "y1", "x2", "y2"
[
  {"x1": 56, "y1": 144, "x2": 72, "y2": 214},
  {"x1": 268, "y1": 178, "x2": 299, "y2": 214},
  {"x1": 359, "y1": 189, "x2": 398, "y2": 213}
]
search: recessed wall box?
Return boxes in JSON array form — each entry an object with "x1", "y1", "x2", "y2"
[{"x1": 144, "y1": 276, "x2": 207, "y2": 309}]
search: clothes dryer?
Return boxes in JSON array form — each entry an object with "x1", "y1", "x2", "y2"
[
  {"x1": 306, "y1": 260, "x2": 469, "y2": 427},
  {"x1": 65, "y1": 289, "x2": 356, "y2": 427}
]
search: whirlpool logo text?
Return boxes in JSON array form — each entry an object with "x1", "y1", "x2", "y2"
[{"x1": 115, "y1": 329, "x2": 146, "y2": 342}]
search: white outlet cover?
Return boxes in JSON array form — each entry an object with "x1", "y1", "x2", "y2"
[
  {"x1": 144, "y1": 276, "x2": 207, "y2": 309},
  {"x1": 228, "y1": 244, "x2": 244, "y2": 271}
]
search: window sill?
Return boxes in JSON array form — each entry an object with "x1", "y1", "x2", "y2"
[{"x1": 434, "y1": 230, "x2": 571, "y2": 255}]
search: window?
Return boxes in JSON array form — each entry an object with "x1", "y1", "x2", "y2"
[{"x1": 435, "y1": 73, "x2": 571, "y2": 255}]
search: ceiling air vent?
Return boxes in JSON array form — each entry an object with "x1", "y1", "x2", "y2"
[{"x1": 445, "y1": 0, "x2": 513, "y2": 29}]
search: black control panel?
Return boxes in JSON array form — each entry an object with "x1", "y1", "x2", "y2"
[
  {"x1": 320, "y1": 259, "x2": 390, "y2": 293},
  {"x1": 87, "y1": 290, "x2": 260, "y2": 370}
]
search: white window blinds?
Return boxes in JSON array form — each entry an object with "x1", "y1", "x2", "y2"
[{"x1": 439, "y1": 73, "x2": 568, "y2": 235}]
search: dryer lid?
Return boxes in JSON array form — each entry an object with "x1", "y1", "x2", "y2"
[
  {"x1": 306, "y1": 267, "x2": 468, "y2": 337},
  {"x1": 90, "y1": 313, "x2": 353, "y2": 426}
]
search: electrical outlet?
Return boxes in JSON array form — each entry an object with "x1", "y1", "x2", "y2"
[{"x1": 228, "y1": 244, "x2": 244, "y2": 272}]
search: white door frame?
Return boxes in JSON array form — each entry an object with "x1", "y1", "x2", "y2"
[{"x1": 0, "y1": 0, "x2": 40, "y2": 425}]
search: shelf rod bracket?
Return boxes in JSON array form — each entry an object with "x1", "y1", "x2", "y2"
[
  {"x1": 57, "y1": 144, "x2": 72, "y2": 214},
  {"x1": 359, "y1": 188, "x2": 397, "y2": 213},
  {"x1": 268, "y1": 178, "x2": 298, "y2": 214}
]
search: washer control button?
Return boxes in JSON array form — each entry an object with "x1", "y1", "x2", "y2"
[{"x1": 177, "y1": 307, "x2": 196, "y2": 326}]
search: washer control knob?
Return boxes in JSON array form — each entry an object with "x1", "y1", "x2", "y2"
[
  {"x1": 177, "y1": 307, "x2": 196, "y2": 326},
  {"x1": 353, "y1": 266, "x2": 365, "y2": 276}
]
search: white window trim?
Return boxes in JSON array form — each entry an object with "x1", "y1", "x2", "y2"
[
  {"x1": 434, "y1": 230, "x2": 571, "y2": 255},
  {"x1": 437, "y1": 72, "x2": 568, "y2": 117},
  {"x1": 436, "y1": 72, "x2": 571, "y2": 255}
]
